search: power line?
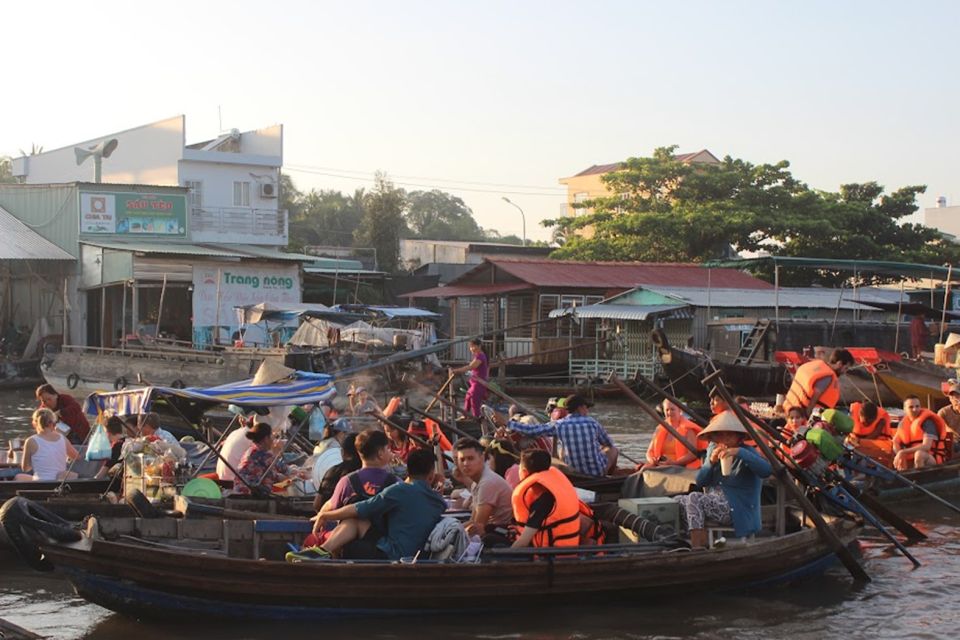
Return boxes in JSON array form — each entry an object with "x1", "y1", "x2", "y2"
[
  {"x1": 284, "y1": 165, "x2": 567, "y2": 197},
  {"x1": 285, "y1": 163, "x2": 566, "y2": 192}
]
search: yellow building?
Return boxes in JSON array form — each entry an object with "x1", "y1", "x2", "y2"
[{"x1": 558, "y1": 149, "x2": 720, "y2": 237}]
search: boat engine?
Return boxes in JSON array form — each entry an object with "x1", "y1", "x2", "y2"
[{"x1": 790, "y1": 439, "x2": 829, "y2": 478}]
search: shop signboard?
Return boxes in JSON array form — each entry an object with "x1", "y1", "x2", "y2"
[
  {"x1": 192, "y1": 263, "x2": 300, "y2": 346},
  {"x1": 80, "y1": 191, "x2": 187, "y2": 236}
]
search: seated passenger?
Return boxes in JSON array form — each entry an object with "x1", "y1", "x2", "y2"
[
  {"x1": 383, "y1": 420, "x2": 416, "y2": 464},
  {"x1": 674, "y1": 412, "x2": 772, "y2": 548},
  {"x1": 95, "y1": 416, "x2": 128, "y2": 478},
  {"x1": 642, "y1": 399, "x2": 702, "y2": 471},
  {"x1": 36, "y1": 383, "x2": 90, "y2": 445},
  {"x1": 454, "y1": 438, "x2": 513, "y2": 537},
  {"x1": 306, "y1": 448, "x2": 445, "y2": 560},
  {"x1": 485, "y1": 438, "x2": 521, "y2": 488},
  {"x1": 348, "y1": 386, "x2": 381, "y2": 417},
  {"x1": 893, "y1": 395, "x2": 949, "y2": 471},
  {"x1": 510, "y1": 449, "x2": 582, "y2": 549},
  {"x1": 318, "y1": 429, "x2": 395, "y2": 513},
  {"x1": 937, "y1": 384, "x2": 960, "y2": 453},
  {"x1": 233, "y1": 422, "x2": 304, "y2": 495},
  {"x1": 782, "y1": 406, "x2": 808, "y2": 439},
  {"x1": 217, "y1": 406, "x2": 253, "y2": 482},
  {"x1": 15, "y1": 408, "x2": 79, "y2": 481},
  {"x1": 314, "y1": 432, "x2": 362, "y2": 511}
]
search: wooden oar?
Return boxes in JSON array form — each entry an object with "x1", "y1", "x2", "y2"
[
  {"x1": 702, "y1": 369, "x2": 871, "y2": 583},
  {"x1": 635, "y1": 372, "x2": 709, "y2": 427},
  {"x1": 471, "y1": 376, "x2": 548, "y2": 422},
  {"x1": 405, "y1": 404, "x2": 475, "y2": 440},
  {"x1": 425, "y1": 374, "x2": 455, "y2": 412}
]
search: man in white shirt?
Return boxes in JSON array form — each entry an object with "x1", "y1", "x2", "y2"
[{"x1": 217, "y1": 405, "x2": 253, "y2": 482}]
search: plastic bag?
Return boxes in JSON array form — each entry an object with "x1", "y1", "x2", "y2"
[
  {"x1": 85, "y1": 422, "x2": 113, "y2": 461},
  {"x1": 308, "y1": 407, "x2": 328, "y2": 441}
]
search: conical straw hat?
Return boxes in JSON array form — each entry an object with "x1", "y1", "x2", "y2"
[
  {"x1": 252, "y1": 359, "x2": 295, "y2": 386},
  {"x1": 944, "y1": 333, "x2": 960, "y2": 350},
  {"x1": 698, "y1": 411, "x2": 748, "y2": 438}
]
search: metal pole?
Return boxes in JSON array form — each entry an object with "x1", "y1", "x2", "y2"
[
  {"x1": 940, "y1": 264, "x2": 953, "y2": 344},
  {"x1": 156, "y1": 273, "x2": 168, "y2": 338},
  {"x1": 120, "y1": 281, "x2": 126, "y2": 356},
  {"x1": 894, "y1": 281, "x2": 904, "y2": 354},
  {"x1": 774, "y1": 264, "x2": 780, "y2": 332},
  {"x1": 502, "y1": 197, "x2": 526, "y2": 246},
  {"x1": 214, "y1": 268, "x2": 222, "y2": 346}
]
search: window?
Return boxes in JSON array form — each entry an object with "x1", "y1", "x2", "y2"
[
  {"x1": 539, "y1": 294, "x2": 603, "y2": 338},
  {"x1": 233, "y1": 181, "x2": 251, "y2": 207},
  {"x1": 538, "y1": 295, "x2": 560, "y2": 338},
  {"x1": 573, "y1": 191, "x2": 592, "y2": 216},
  {"x1": 185, "y1": 180, "x2": 203, "y2": 209}
]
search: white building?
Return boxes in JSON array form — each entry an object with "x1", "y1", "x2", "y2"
[
  {"x1": 12, "y1": 115, "x2": 286, "y2": 246},
  {"x1": 923, "y1": 197, "x2": 960, "y2": 242}
]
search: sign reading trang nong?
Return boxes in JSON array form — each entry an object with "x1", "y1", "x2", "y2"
[
  {"x1": 80, "y1": 191, "x2": 187, "y2": 236},
  {"x1": 192, "y1": 263, "x2": 301, "y2": 347}
]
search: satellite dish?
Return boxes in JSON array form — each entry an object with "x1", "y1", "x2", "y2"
[{"x1": 74, "y1": 138, "x2": 119, "y2": 182}]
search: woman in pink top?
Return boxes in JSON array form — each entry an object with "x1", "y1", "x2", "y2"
[{"x1": 15, "y1": 408, "x2": 79, "y2": 481}]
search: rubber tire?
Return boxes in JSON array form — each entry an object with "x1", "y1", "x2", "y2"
[
  {"x1": 170, "y1": 379, "x2": 185, "y2": 389},
  {"x1": 114, "y1": 376, "x2": 128, "y2": 390},
  {"x1": 0, "y1": 498, "x2": 81, "y2": 572},
  {"x1": 66, "y1": 373, "x2": 80, "y2": 389},
  {"x1": 126, "y1": 489, "x2": 162, "y2": 519}
]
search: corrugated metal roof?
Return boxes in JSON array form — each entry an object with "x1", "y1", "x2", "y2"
[
  {"x1": 550, "y1": 303, "x2": 692, "y2": 321},
  {"x1": 369, "y1": 306, "x2": 440, "y2": 318},
  {"x1": 642, "y1": 286, "x2": 891, "y2": 310},
  {"x1": 219, "y1": 244, "x2": 319, "y2": 262},
  {"x1": 405, "y1": 283, "x2": 534, "y2": 299},
  {"x1": 468, "y1": 259, "x2": 772, "y2": 290},
  {"x1": 0, "y1": 205, "x2": 76, "y2": 260},
  {"x1": 81, "y1": 241, "x2": 247, "y2": 259}
]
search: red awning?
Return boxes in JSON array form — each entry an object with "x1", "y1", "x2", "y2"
[{"x1": 405, "y1": 283, "x2": 534, "y2": 298}]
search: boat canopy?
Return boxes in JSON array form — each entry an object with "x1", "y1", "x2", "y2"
[
  {"x1": 235, "y1": 302, "x2": 332, "y2": 324},
  {"x1": 82, "y1": 371, "x2": 336, "y2": 418}
]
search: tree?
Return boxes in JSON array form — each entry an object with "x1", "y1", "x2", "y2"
[
  {"x1": 354, "y1": 173, "x2": 408, "y2": 273},
  {"x1": 288, "y1": 188, "x2": 364, "y2": 251},
  {"x1": 0, "y1": 156, "x2": 14, "y2": 184},
  {"x1": 405, "y1": 189, "x2": 485, "y2": 241},
  {"x1": 544, "y1": 146, "x2": 960, "y2": 284}
]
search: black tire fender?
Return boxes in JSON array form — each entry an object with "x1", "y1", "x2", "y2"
[
  {"x1": 0, "y1": 497, "x2": 80, "y2": 572},
  {"x1": 66, "y1": 373, "x2": 80, "y2": 389},
  {"x1": 114, "y1": 376, "x2": 128, "y2": 390}
]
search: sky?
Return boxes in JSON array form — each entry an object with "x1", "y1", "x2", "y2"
[{"x1": 4, "y1": 0, "x2": 959, "y2": 242}]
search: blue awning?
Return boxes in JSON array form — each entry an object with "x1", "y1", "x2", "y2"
[{"x1": 83, "y1": 371, "x2": 336, "y2": 416}]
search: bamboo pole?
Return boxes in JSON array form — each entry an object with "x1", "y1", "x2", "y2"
[
  {"x1": 156, "y1": 273, "x2": 168, "y2": 339},
  {"x1": 214, "y1": 268, "x2": 222, "y2": 346},
  {"x1": 894, "y1": 281, "x2": 904, "y2": 354},
  {"x1": 940, "y1": 264, "x2": 953, "y2": 344}
]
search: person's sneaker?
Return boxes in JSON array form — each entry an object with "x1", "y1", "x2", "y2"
[{"x1": 285, "y1": 546, "x2": 331, "y2": 563}]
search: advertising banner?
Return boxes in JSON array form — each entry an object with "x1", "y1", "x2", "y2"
[
  {"x1": 80, "y1": 191, "x2": 187, "y2": 236},
  {"x1": 192, "y1": 263, "x2": 301, "y2": 346}
]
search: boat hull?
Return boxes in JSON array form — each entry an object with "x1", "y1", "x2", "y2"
[
  {"x1": 42, "y1": 518, "x2": 860, "y2": 621},
  {"x1": 876, "y1": 360, "x2": 951, "y2": 409},
  {"x1": 659, "y1": 347, "x2": 791, "y2": 401}
]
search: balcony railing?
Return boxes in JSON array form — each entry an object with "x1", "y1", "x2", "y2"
[{"x1": 190, "y1": 207, "x2": 287, "y2": 239}]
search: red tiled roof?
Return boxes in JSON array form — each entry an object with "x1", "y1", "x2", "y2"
[
  {"x1": 571, "y1": 149, "x2": 719, "y2": 178},
  {"x1": 450, "y1": 258, "x2": 772, "y2": 290},
  {"x1": 404, "y1": 282, "x2": 534, "y2": 299}
]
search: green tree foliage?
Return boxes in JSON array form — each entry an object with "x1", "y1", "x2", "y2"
[
  {"x1": 288, "y1": 187, "x2": 364, "y2": 251},
  {"x1": 405, "y1": 189, "x2": 485, "y2": 241},
  {"x1": 0, "y1": 156, "x2": 16, "y2": 183},
  {"x1": 545, "y1": 146, "x2": 959, "y2": 284},
  {"x1": 354, "y1": 173, "x2": 408, "y2": 273}
]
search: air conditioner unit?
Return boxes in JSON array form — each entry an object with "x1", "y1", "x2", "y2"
[{"x1": 259, "y1": 182, "x2": 277, "y2": 198}]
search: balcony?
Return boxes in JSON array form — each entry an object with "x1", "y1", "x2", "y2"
[{"x1": 189, "y1": 207, "x2": 287, "y2": 245}]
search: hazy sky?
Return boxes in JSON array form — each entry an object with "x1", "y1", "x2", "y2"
[{"x1": 4, "y1": 1, "x2": 958, "y2": 241}]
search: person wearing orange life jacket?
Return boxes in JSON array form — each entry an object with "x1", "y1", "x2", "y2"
[
  {"x1": 848, "y1": 401, "x2": 893, "y2": 440},
  {"x1": 511, "y1": 449, "x2": 596, "y2": 549},
  {"x1": 893, "y1": 395, "x2": 948, "y2": 471},
  {"x1": 783, "y1": 349, "x2": 855, "y2": 417},
  {"x1": 642, "y1": 399, "x2": 703, "y2": 471}
]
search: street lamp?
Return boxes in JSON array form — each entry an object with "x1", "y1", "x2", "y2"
[{"x1": 501, "y1": 197, "x2": 526, "y2": 246}]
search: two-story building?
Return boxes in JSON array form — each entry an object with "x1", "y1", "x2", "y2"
[{"x1": 2, "y1": 116, "x2": 311, "y2": 348}]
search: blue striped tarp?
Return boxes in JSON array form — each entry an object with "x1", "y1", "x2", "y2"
[{"x1": 83, "y1": 372, "x2": 337, "y2": 417}]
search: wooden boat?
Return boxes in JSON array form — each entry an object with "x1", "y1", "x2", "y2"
[
  {"x1": 29, "y1": 509, "x2": 860, "y2": 620},
  {"x1": 657, "y1": 344, "x2": 791, "y2": 401},
  {"x1": 502, "y1": 380, "x2": 626, "y2": 399},
  {"x1": 875, "y1": 359, "x2": 952, "y2": 410},
  {"x1": 866, "y1": 458, "x2": 960, "y2": 503}
]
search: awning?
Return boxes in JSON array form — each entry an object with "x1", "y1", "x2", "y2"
[
  {"x1": 369, "y1": 306, "x2": 439, "y2": 319},
  {"x1": 235, "y1": 301, "x2": 331, "y2": 324},
  {"x1": 850, "y1": 299, "x2": 960, "y2": 319},
  {"x1": 83, "y1": 372, "x2": 337, "y2": 417},
  {"x1": 219, "y1": 244, "x2": 319, "y2": 262},
  {"x1": 81, "y1": 241, "x2": 247, "y2": 259},
  {"x1": 0, "y1": 205, "x2": 75, "y2": 260},
  {"x1": 549, "y1": 303, "x2": 692, "y2": 321},
  {"x1": 405, "y1": 283, "x2": 534, "y2": 298},
  {"x1": 704, "y1": 256, "x2": 955, "y2": 280}
]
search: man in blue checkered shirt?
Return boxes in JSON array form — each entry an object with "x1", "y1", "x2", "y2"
[{"x1": 499, "y1": 394, "x2": 619, "y2": 477}]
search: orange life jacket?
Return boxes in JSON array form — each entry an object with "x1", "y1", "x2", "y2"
[
  {"x1": 383, "y1": 397, "x2": 402, "y2": 418},
  {"x1": 647, "y1": 418, "x2": 702, "y2": 469},
  {"x1": 784, "y1": 360, "x2": 839, "y2": 412},
  {"x1": 894, "y1": 409, "x2": 948, "y2": 462},
  {"x1": 511, "y1": 466, "x2": 581, "y2": 548},
  {"x1": 422, "y1": 418, "x2": 453, "y2": 452},
  {"x1": 850, "y1": 402, "x2": 894, "y2": 439}
]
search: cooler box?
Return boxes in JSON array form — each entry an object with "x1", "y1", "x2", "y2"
[{"x1": 618, "y1": 497, "x2": 680, "y2": 532}]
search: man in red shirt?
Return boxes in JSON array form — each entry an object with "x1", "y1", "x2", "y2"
[{"x1": 36, "y1": 383, "x2": 90, "y2": 445}]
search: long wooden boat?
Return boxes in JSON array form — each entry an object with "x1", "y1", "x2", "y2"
[
  {"x1": 32, "y1": 511, "x2": 860, "y2": 620},
  {"x1": 867, "y1": 458, "x2": 960, "y2": 503},
  {"x1": 875, "y1": 359, "x2": 952, "y2": 410},
  {"x1": 658, "y1": 345, "x2": 791, "y2": 401}
]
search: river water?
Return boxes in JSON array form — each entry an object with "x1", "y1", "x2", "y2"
[{"x1": 2, "y1": 388, "x2": 960, "y2": 639}]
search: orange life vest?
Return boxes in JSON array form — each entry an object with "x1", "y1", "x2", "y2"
[
  {"x1": 383, "y1": 397, "x2": 402, "y2": 418},
  {"x1": 647, "y1": 418, "x2": 702, "y2": 469},
  {"x1": 784, "y1": 360, "x2": 840, "y2": 412},
  {"x1": 422, "y1": 418, "x2": 453, "y2": 452},
  {"x1": 511, "y1": 466, "x2": 581, "y2": 548},
  {"x1": 850, "y1": 402, "x2": 894, "y2": 439},
  {"x1": 894, "y1": 409, "x2": 948, "y2": 462}
]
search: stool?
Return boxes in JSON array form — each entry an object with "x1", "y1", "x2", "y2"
[{"x1": 705, "y1": 522, "x2": 736, "y2": 548}]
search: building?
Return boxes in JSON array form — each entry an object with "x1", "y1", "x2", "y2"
[
  {"x1": 558, "y1": 150, "x2": 720, "y2": 234},
  {"x1": 0, "y1": 117, "x2": 317, "y2": 348},
  {"x1": 923, "y1": 197, "x2": 960, "y2": 242},
  {"x1": 404, "y1": 257, "x2": 770, "y2": 364},
  {"x1": 399, "y1": 239, "x2": 552, "y2": 271}
]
